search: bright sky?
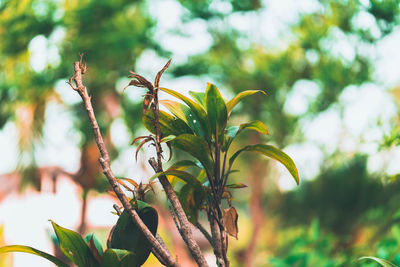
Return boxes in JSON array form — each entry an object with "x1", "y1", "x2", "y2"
[{"x1": 1, "y1": 0, "x2": 400, "y2": 266}]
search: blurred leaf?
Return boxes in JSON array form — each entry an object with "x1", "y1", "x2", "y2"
[
  {"x1": 358, "y1": 256, "x2": 398, "y2": 267},
  {"x1": 51, "y1": 221, "x2": 99, "y2": 267},
  {"x1": 226, "y1": 183, "x2": 248, "y2": 189},
  {"x1": 109, "y1": 200, "x2": 158, "y2": 267},
  {"x1": 226, "y1": 90, "x2": 265, "y2": 113},
  {"x1": 230, "y1": 144, "x2": 299, "y2": 185},
  {"x1": 0, "y1": 245, "x2": 68, "y2": 267},
  {"x1": 171, "y1": 134, "x2": 214, "y2": 176},
  {"x1": 179, "y1": 183, "x2": 206, "y2": 224},
  {"x1": 205, "y1": 83, "x2": 227, "y2": 139},
  {"x1": 224, "y1": 207, "x2": 239, "y2": 239},
  {"x1": 101, "y1": 249, "x2": 136, "y2": 267}
]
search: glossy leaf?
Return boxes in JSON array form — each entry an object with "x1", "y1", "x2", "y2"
[
  {"x1": 358, "y1": 257, "x2": 398, "y2": 267},
  {"x1": 101, "y1": 249, "x2": 136, "y2": 267},
  {"x1": 160, "y1": 100, "x2": 204, "y2": 136},
  {"x1": 230, "y1": 144, "x2": 299, "y2": 185},
  {"x1": 171, "y1": 134, "x2": 214, "y2": 176},
  {"x1": 51, "y1": 221, "x2": 100, "y2": 267},
  {"x1": 142, "y1": 109, "x2": 193, "y2": 137},
  {"x1": 160, "y1": 87, "x2": 211, "y2": 139},
  {"x1": 189, "y1": 91, "x2": 206, "y2": 108},
  {"x1": 0, "y1": 245, "x2": 69, "y2": 267},
  {"x1": 84, "y1": 233, "x2": 103, "y2": 264},
  {"x1": 205, "y1": 83, "x2": 227, "y2": 139},
  {"x1": 226, "y1": 90, "x2": 265, "y2": 113},
  {"x1": 109, "y1": 200, "x2": 158, "y2": 267}
]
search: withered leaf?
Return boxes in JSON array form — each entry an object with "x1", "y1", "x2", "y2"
[
  {"x1": 224, "y1": 206, "x2": 239, "y2": 239},
  {"x1": 154, "y1": 59, "x2": 171, "y2": 88}
]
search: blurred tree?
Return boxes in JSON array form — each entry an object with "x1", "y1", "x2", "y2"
[
  {"x1": 0, "y1": 0, "x2": 164, "y2": 232},
  {"x1": 170, "y1": 0, "x2": 400, "y2": 265}
]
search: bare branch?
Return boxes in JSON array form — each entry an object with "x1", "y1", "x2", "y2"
[{"x1": 68, "y1": 57, "x2": 179, "y2": 267}]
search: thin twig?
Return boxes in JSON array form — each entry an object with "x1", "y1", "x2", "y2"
[
  {"x1": 195, "y1": 222, "x2": 214, "y2": 247},
  {"x1": 68, "y1": 58, "x2": 179, "y2": 267}
]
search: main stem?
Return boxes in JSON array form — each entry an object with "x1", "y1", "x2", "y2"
[
  {"x1": 69, "y1": 61, "x2": 178, "y2": 267},
  {"x1": 151, "y1": 88, "x2": 209, "y2": 267}
]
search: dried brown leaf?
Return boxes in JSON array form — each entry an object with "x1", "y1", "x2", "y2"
[
  {"x1": 224, "y1": 206, "x2": 239, "y2": 239},
  {"x1": 135, "y1": 137, "x2": 153, "y2": 161},
  {"x1": 131, "y1": 135, "x2": 151, "y2": 145},
  {"x1": 128, "y1": 71, "x2": 154, "y2": 91},
  {"x1": 116, "y1": 178, "x2": 135, "y2": 193},
  {"x1": 154, "y1": 59, "x2": 171, "y2": 88},
  {"x1": 121, "y1": 177, "x2": 139, "y2": 188}
]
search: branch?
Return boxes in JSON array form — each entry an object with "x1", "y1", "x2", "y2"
[{"x1": 68, "y1": 57, "x2": 179, "y2": 267}]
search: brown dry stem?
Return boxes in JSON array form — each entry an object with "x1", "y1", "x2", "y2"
[{"x1": 68, "y1": 58, "x2": 179, "y2": 267}]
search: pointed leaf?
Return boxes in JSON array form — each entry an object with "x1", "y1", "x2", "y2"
[
  {"x1": 226, "y1": 90, "x2": 265, "y2": 113},
  {"x1": 51, "y1": 221, "x2": 100, "y2": 267},
  {"x1": 224, "y1": 207, "x2": 239, "y2": 239},
  {"x1": 230, "y1": 144, "x2": 299, "y2": 185},
  {"x1": 205, "y1": 83, "x2": 227, "y2": 140},
  {"x1": 358, "y1": 257, "x2": 398, "y2": 267},
  {"x1": 101, "y1": 249, "x2": 136, "y2": 267},
  {"x1": 171, "y1": 134, "x2": 214, "y2": 176},
  {"x1": 161, "y1": 135, "x2": 176, "y2": 143},
  {"x1": 226, "y1": 183, "x2": 248, "y2": 189},
  {"x1": 160, "y1": 87, "x2": 210, "y2": 139},
  {"x1": 189, "y1": 91, "x2": 206, "y2": 108},
  {"x1": 0, "y1": 245, "x2": 69, "y2": 267},
  {"x1": 109, "y1": 200, "x2": 158, "y2": 266},
  {"x1": 222, "y1": 121, "x2": 268, "y2": 152},
  {"x1": 168, "y1": 160, "x2": 201, "y2": 171},
  {"x1": 150, "y1": 169, "x2": 203, "y2": 189},
  {"x1": 160, "y1": 100, "x2": 204, "y2": 136},
  {"x1": 84, "y1": 233, "x2": 103, "y2": 256},
  {"x1": 142, "y1": 109, "x2": 193, "y2": 137}
]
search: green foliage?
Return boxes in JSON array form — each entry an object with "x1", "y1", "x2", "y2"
[
  {"x1": 154, "y1": 82, "x2": 299, "y2": 225},
  {"x1": 0, "y1": 200, "x2": 158, "y2": 266},
  {"x1": 108, "y1": 200, "x2": 158, "y2": 267},
  {"x1": 359, "y1": 257, "x2": 398, "y2": 267}
]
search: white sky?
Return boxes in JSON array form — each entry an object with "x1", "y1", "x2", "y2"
[{"x1": 1, "y1": 0, "x2": 400, "y2": 265}]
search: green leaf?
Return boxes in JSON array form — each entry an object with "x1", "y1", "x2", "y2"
[
  {"x1": 51, "y1": 221, "x2": 100, "y2": 267},
  {"x1": 189, "y1": 91, "x2": 206, "y2": 108},
  {"x1": 168, "y1": 160, "x2": 201, "y2": 170},
  {"x1": 205, "y1": 83, "x2": 227, "y2": 140},
  {"x1": 222, "y1": 121, "x2": 268, "y2": 151},
  {"x1": 101, "y1": 249, "x2": 136, "y2": 267},
  {"x1": 150, "y1": 169, "x2": 204, "y2": 190},
  {"x1": 160, "y1": 100, "x2": 204, "y2": 136},
  {"x1": 161, "y1": 87, "x2": 211, "y2": 140},
  {"x1": 171, "y1": 134, "x2": 214, "y2": 176},
  {"x1": 179, "y1": 183, "x2": 206, "y2": 224},
  {"x1": 230, "y1": 144, "x2": 299, "y2": 185},
  {"x1": 109, "y1": 200, "x2": 158, "y2": 267},
  {"x1": 142, "y1": 109, "x2": 193, "y2": 137},
  {"x1": 358, "y1": 257, "x2": 398, "y2": 267},
  {"x1": 226, "y1": 90, "x2": 265, "y2": 113},
  {"x1": 84, "y1": 233, "x2": 103, "y2": 256},
  {"x1": 0, "y1": 245, "x2": 69, "y2": 267},
  {"x1": 161, "y1": 135, "x2": 176, "y2": 143}
]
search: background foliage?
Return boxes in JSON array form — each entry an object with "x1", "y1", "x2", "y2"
[{"x1": 1, "y1": 0, "x2": 400, "y2": 266}]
